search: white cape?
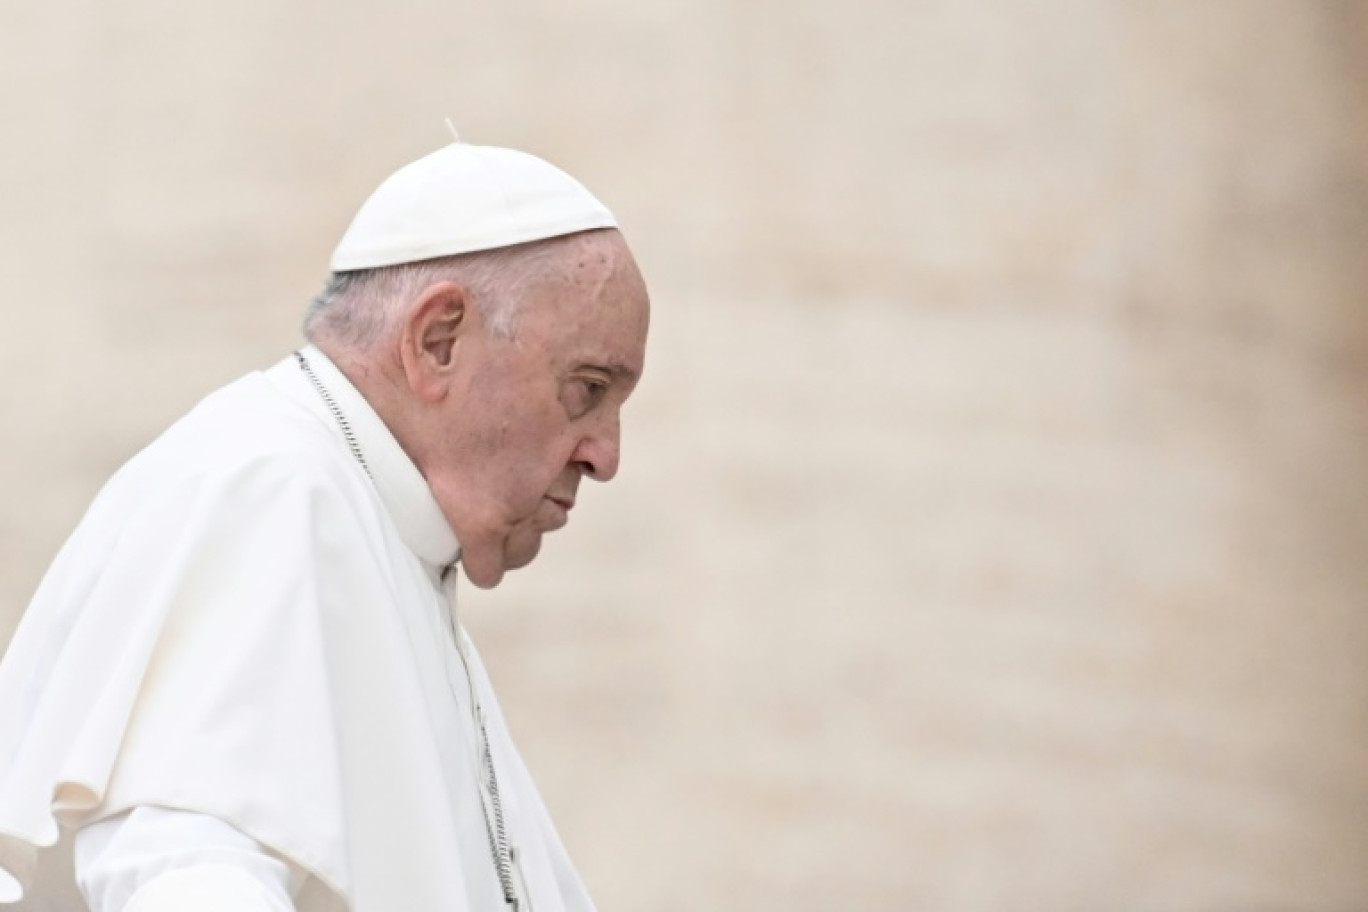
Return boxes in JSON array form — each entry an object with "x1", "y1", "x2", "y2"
[{"x1": 0, "y1": 350, "x2": 597, "y2": 912}]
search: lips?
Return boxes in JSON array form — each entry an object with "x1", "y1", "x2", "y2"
[{"x1": 541, "y1": 495, "x2": 573, "y2": 532}]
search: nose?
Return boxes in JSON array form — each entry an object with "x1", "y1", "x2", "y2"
[{"x1": 572, "y1": 413, "x2": 621, "y2": 482}]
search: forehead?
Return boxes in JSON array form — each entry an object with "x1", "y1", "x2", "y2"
[{"x1": 521, "y1": 234, "x2": 650, "y2": 371}]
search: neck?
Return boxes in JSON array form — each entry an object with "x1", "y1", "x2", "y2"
[{"x1": 314, "y1": 339, "x2": 428, "y2": 475}]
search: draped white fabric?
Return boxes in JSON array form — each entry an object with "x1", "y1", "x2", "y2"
[
  {"x1": 77, "y1": 807, "x2": 304, "y2": 911},
  {"x1": 0, "y1": 348, "x2": 597, "y2": 912},
  {"x1": 119, "y1": 864, "x2": 292, "y2": 912}
]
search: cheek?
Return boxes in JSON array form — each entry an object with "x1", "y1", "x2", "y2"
[
  {"x1": 485, "y1": 431, "x2": 576, "y2": 513},
  {"x1": 493, "y1": 412, "x2": 577, "y2": 474},
  {"x1": 452, "y1": 381, "x2": 575, "y2": 514}
]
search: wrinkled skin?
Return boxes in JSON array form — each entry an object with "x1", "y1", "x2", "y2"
[{"x1": 343, "y1": 229, "x2": 650, "y2": 588}]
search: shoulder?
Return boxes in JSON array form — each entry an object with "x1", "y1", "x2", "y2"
[
  {"x1": 129, "y1": 371, "x2": 363, "y2": 501},
  {"x1": 33, "y1": 365, "x2": 408, "y2": 623},
  {"x1": 70, "y1": 370, "x2": 379, "y2": 561}
]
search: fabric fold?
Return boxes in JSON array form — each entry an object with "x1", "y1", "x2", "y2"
[
  {"x1": 0, "y1": 359, "x2": 597, "y2": 912},
  {"x1": 0, "y1": 442, "x2": 357, "y2": 908}
]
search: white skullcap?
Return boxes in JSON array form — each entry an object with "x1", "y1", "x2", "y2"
[{"x1": 329, "y1": 142, "x2": 618, "y2": 272}]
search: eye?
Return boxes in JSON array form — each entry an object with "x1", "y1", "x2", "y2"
[
  {"x1": 563, "y1": 375, "x2": 609, "y2": 418},
  {"x1": 579, "y1": 377, "x2": 608, "y2": 407}
]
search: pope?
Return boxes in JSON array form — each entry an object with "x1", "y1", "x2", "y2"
[{"x1": 0, "y1": 140, "x2": 650, "y2": 912}]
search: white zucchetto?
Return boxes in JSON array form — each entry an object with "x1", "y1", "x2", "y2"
[{"x1": 329, "y1": 142, "x2": 618, "y2": 272}]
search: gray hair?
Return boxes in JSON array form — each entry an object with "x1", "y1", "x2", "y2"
[{"x1": 303, "y1": 231, "x2": 603, "y2": 351}]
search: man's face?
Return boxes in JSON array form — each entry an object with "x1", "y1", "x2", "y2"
[{"x1": 423, "y1": 234, "x2": 649, "y2": 588}]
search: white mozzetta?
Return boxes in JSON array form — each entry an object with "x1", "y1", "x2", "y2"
[{"x1": 0, "y1": 348, "x2": 597, "y2": 912}]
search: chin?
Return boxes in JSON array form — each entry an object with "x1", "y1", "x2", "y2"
[
  {"x1": 505, "y1": 535, "x2": 544, "y2": 572},
  {"x1": 460, "y1": 531, "x2": 544, "y2": 589},
  {"x1": 460, "y1": 555, "x2": 507, "y2": 590}
]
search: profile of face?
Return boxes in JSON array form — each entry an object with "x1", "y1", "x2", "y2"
[{"x1": 397, "y1": 230, "x2": 649, "y2": 588}]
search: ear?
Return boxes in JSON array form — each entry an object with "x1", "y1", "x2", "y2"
[{"x1": 397, "y1": 281, "x2": 469, "y2": 402}]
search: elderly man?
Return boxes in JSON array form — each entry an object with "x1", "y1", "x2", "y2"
[{"x1": 0, "y1": 142, "x2": 649, "y2": 912}]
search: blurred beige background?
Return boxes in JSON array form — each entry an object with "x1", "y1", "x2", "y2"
[{"x1": 2, "y1": 1, "x2": 1367, "y2": 909}]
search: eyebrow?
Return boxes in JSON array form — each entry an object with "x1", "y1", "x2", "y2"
[{"x1": 602, "y1": 361, "x2": 639, "y2": 383}]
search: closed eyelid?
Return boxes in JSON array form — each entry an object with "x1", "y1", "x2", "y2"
[
  {"x1": 560, "y1": 376, "x2": 607, "y2": 419},
  {"x1": 575, "y1": 361, "x2": 637, "y2": 384}
]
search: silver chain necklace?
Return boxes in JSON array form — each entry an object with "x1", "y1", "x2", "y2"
[
  {"x1": 294, "y1": 351, "x2": 372, "y2": 480},
  {"x1": 295, "y1": 349, "x2": 523, "y2": 909},
  {"x1": 479, "y1": 708, "x2": 520, "y2": 907}
]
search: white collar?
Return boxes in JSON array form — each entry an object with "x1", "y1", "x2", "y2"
[{"x1": 270, "y1": 345, "x2": 462, "y2": 572}]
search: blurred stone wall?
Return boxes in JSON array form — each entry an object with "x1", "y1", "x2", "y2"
[{"x1": 1, "y1": 1, "x2": 1365, "y2": 909}]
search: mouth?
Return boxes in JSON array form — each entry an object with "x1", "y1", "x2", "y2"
[{"x1": 542, "y1": 494, "x2": 575, "y2": 531}]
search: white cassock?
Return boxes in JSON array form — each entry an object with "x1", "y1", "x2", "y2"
[{"x1": 0, "y1": 346, "x2": 598, "y2": 912}]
